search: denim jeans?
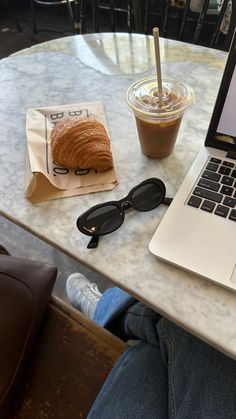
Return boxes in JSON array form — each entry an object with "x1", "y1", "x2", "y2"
[{"x1": 87, "y1": 287, "x2": 236, "y2": 419}]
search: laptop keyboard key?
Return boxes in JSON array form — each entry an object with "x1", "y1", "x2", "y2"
[
  {"x1": 198, "y1": 178, "x2": 220, "y2": 191},
  {"x1": 231, "y1": 170, "x2": 236, "y2": 178},
  {"x1": 220, "y1": 185, "x2": 234, "y2": 196},
  {"x1": 206, "y1": 162, "x2": 219, "y2": 172},
  {"x1": 229, "y1": 209, "x2": 236, "y2": 222},
  {"x1": 221, "y1": 176, "x2": 234, "y2": 186},
  {"x1": 202, "y1": 170, "x2": 221, "y2": 182},
  {"x1": 215, "y1": 205, "x2": 229, "y2": 218},
  {"x1": 193, "y1": 187, "x2": 223, "y2": 203},
  {"x1": 218, "y1": 166, "x2": 231, "y2": 175},
  {"x1": 223, "y1": 196, "x2": 236, "y2": 207},
  {"x1": 187, "y1": 196, "x2": 202, "y2": 208},
  {"x1": 222, "y1": 161, "x2": 234, "y2": 168},
  {"x1": 210, "y1": 158, "x2": 222, "y2": 164},
  {"x1": 201, "y1": 200, "x2": 215, "y2": 213}
]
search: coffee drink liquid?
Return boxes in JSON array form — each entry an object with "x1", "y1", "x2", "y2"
[{"x1": 135, "y1": 115, "x2": 182, "y2": 158}]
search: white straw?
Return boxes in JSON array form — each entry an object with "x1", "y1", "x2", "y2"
[{"x1": 153, "y1": 27, "x2": 163, "y2": 107}]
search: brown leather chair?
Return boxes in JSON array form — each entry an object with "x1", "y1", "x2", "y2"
[{"x1": 10, "y1": 296, "x2": 127, "y2": 419}]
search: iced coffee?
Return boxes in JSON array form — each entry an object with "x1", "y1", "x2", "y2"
[{"x1": 126, "y1": 77, "x2": 194, "y2": 159}]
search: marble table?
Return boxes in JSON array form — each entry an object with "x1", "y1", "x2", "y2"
[{"x1": 1, "y1": 32, "x2": 236, "y2": 359}]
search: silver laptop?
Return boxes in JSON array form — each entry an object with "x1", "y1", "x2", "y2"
[{"x1": 149, "y1": 32, "x2": 236, "y2": 291}]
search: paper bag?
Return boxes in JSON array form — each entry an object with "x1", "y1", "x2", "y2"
[{"x1": 25, "y1": 102, "x2": 118, "y2": 203}]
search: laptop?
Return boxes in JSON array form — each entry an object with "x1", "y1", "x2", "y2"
[{"x1": 149, "y1": 31, "x2": 236, "y2": 291}]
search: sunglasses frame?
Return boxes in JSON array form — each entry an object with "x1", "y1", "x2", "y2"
[{"x1": 77, "y1": 178, "x2": 168, "y2": 248}]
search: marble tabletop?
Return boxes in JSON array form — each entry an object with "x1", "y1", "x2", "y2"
[{"x1": 1, "y1": 32, "x2": 236, "y2": 359}]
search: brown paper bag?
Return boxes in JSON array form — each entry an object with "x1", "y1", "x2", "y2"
[{"x1": 25, "y1": 102, "x2": 118, "y2": 203}]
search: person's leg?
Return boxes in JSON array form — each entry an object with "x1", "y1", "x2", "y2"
[
  {"x1": 104, "y1": 299, "x2": 162, "y2": 346},
  {"x1": 92, "y1": 286, "x2": 136, "y2": 327},
  {"x1": 66, "y1": 274, "x2": 161, "y2": 346},
  {"x1": 158, "y1": 318, "x2": 236, "y2": 419},
  {"x1": 66, "y1": 273, "x2": 136, "y2": 323},
  {"x1": 93, "y1": 285, "x2": 161, "y2": 346},
  {"x1": 67, "y1": 274, "x2": 236, "y2": 418},
  {"x1": 87, "y1": 341, "x2": 168, "y2": 419}
]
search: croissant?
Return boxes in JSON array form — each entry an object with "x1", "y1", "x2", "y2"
[{"x1": 51, "y1": 117, "x2": 113, "y2": 172}]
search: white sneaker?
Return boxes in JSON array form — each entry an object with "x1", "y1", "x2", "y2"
[{"x1": 66, "y1": 273, "x2": 102, "y2": 319}]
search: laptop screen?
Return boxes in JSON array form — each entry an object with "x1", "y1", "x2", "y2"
[
  {"x1": 215, "y1": 67, "x2": 236, "y2": 145},
  {"x1": 205, "y1": 30, "x2": 236, "y2": 153}
]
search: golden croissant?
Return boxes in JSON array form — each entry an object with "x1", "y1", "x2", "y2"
[{"x1": 51, "y1": 117, "x2": 113, "y2": 172}]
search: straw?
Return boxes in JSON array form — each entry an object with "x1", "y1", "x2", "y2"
[{"x1": 153, "y1": 27, "x2": 163, "y2": 107}]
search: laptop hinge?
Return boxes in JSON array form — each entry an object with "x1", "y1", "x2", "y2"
[{"x1": 226, "y1": 151, "x2": 236, "y2": 161}]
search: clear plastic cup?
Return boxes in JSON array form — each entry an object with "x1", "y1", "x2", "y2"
[{"x1": 126, "y1": 76, "x2": 194, "y2": 158}]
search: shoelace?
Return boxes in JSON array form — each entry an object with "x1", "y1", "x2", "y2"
[{"x1": 82, "y1": 283, "x2": 101, "y2": 302}]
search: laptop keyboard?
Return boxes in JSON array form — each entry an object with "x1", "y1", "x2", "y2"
[{"x1": 187, "y1": 157, "x2": 236, "y2": 222}]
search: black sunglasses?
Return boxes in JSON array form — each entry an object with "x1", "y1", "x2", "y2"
[{"x1": 77, "y1": 178, "x2": 172, "y2": 248}]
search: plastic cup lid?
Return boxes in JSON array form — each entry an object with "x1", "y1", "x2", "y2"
[{"x1": 126, "y1": 76, "x2": 194, "y2": 119}]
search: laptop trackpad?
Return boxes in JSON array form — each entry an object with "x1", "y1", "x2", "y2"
[{"x1": 230, "y1": 264, "x2": 236, "y2": 284}]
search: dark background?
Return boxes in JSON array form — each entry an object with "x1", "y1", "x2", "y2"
[{"x1": 0, "y1": 0, "x2": 227, "y2": 59}]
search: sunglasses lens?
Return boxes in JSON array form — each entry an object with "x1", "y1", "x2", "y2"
[
  {"x1": 83, "y1": 205, "x2": 123, "y2": 235},
  {"x1": 131, "y1": 182, "x2": 164, "y2": 211}
]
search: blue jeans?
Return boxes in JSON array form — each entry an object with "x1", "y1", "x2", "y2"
[{"x1": 87, "y1": 287, "x2": 236, "y2": 419}]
